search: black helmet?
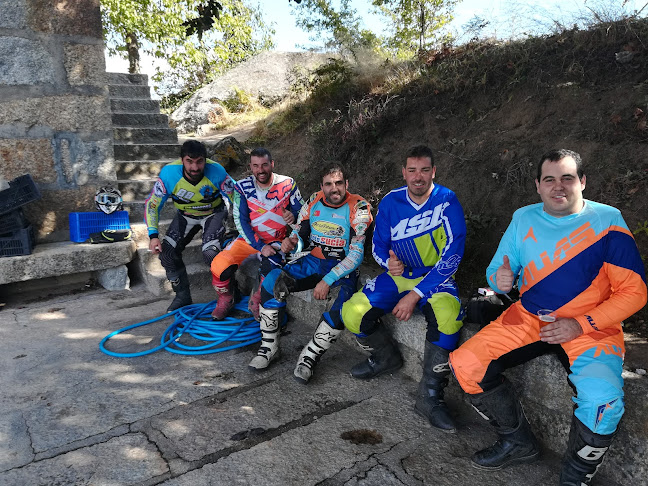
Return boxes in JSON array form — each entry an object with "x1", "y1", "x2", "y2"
[{"x1": 95, "y1": 186, "x2": 123, "y2": 214}]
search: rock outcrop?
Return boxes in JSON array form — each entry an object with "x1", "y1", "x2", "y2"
[{"x1": 170, "y1": 51, "x2": 332, "y2": 133}]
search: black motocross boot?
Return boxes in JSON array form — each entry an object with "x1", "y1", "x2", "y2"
[
  {"x1": 350, "y1": 325, "x2": 403, "y2": 380},
  {"x1": 469, "y1": 379, "x2": 540, "y2": 470},
  {"x1": 559, "y1": 415, "x2": 614, "y2": 485},
  {"x1": 167, "y1": 270, "x2": 192, "y2": 312},
  {"x1": 414, "y1": 341, "x2": 456, "y2": 433}
]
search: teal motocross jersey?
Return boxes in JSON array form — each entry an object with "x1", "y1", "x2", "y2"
[{"x1": 144, "y1": 159, "x2": 235, "y2": 236}]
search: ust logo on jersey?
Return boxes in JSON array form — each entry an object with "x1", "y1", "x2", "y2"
[{"x1": 391, "y1": 202, "x2": 450, "y2": 241}]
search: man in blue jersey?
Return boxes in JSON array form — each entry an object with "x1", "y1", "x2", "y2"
[
  {"x1": 340, "y1": 145, "x2": 466, "y2": 433},
  {"x1": 449, "y1": 149, "x2": 647, "y2": 484},
  {"x1": 145, "y1": 140, "x2": 235, "y2": 312}
]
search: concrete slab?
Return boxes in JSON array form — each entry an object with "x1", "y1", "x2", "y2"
[{"x1": 0, "y1": 286, "x2": 634, "y2": 485}]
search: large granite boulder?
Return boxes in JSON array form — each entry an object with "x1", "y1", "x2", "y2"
[{"x1": 170, "y1": 51, "x2": 332, "y2": 133}]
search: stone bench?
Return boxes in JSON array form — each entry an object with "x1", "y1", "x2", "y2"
[
  {"x1": 284, "y1": 277, "x2": 648, "y2": 484},
  {"x1": 0, "y1": 240, "x2": 136, "y2": 291}
]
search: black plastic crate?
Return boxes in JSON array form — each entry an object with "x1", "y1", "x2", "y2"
[
  {"x1": 0, "y1": 208, "x2": 28, "y2": 235},
  {"x1": 0, "y1": 174, "x2": 41, "y2": 215},
  {"x1": 0, "y1": 225, "x2": 35, "y2": 257}
]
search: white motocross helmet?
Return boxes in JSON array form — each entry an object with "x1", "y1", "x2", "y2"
[{"x1": 94, "y1": 186, "x2": 123, "y2": 214}]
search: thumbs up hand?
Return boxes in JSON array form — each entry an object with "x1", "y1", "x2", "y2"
[
  {"x1": 282, "y1": 207, "x2": 296, "y2": 225},
  {"x1": 496, "y1": 255, "x2": 515, "y2": 292},
  {"x1": 388, "y1": 249, "x2": 405, "y2": 276}
]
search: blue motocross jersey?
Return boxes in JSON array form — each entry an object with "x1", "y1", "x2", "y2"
[{"x1": 372, "y1": 184, "x2": 466, "y2": 297}]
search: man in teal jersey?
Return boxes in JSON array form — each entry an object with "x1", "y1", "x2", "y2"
[{"x1": 145, "y1": 140, "x2": 236, "y2": 311}]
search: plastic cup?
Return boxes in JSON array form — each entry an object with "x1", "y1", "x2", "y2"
[{"x1": 537, "y1": 309, "x2": 556, "y2": 323}]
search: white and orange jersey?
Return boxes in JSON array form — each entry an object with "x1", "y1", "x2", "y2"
[{"x1": 233, "y1": 173, "x2": 304, "y2": 250}]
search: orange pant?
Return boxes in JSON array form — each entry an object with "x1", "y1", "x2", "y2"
[
  {"x1": 449, "y1": 301, "x2": 626, "y2": 434},
  {"x1": 210, "y1": 238, "x2": 258, "y2": 279}
]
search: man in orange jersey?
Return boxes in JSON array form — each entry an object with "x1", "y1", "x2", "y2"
[{"x1": 449, "y1": 149, "x2": 646, "y2": 485}]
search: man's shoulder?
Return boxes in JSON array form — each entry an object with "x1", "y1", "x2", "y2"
[
  {"x1": 512, "y1": 202, "x2": 543, "y2": 220},
  {"x1": 379, "y1": 186, "x2": 407, "y2": 204},
  {"x1": 584, "y1": 199, "x2": 622, "y2": 217},
  {"x1": 204, "y1": 160, "x2": 227, "y2": 177},
  {"x1": 346, "y1": 192, "x2": 370, "y2": 206},
  {"x1": 272, "y1": 173, "x2": 296, "y2": 185},
  {"x1": 159, "y1": 161, "x2": 183, "y2": 179}
]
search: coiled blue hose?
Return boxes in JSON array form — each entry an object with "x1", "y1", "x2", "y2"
[{"x1": 99, "y1": 297, "x2": 261, "y2": 358}]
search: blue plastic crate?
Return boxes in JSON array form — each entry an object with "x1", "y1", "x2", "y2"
[
  {"x1": 0, "y1": 225, "x2": 34, "y2": 257},
  {"x1": 0, "y1": 174, "x2": 41, "y2": 215},
  {"x1": 69, "y1": 211, "x2": 131, "y2": 243}
]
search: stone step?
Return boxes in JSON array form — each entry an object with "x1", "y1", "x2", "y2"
[
  {"x1": 118, "y1": 179, "x2": 156, "y2": 202},
  {"x1": 108, "y1": 84, "x2": 152, "y2": 99},
  {"x1": 106, "y1": 72, "x2": 149, "y2": 86},
  {"x1": 114, "y1": 143, "x2": 181, "y2": 160},
  {"x1": 110, "y1": 98, "x2": 161, "y2": 114},
  {"x1": 113, "y1": 127, "x2": 178, "y2": 144},
  {"x1": 138, "y1": 260, "x2": 213, "y2": 297},
  {"x1": 112, "y1": 113, "x2": 170, "y2": 128},
  {"x1": 115, "y1": 159, "x2": 173, "y2": 180},
  {"x1": 123, "y1": 199, "x2": 177, "y2": 223}
]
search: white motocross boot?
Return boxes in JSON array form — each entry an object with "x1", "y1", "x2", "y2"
[
  {"x1": 294, "y1": 320, "x2": 342, "y2": 384},
  {"x1": 249, "y1": 304, "x2": 281, "y2": 371}
]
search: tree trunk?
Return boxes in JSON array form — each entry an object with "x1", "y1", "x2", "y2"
[
  {"x1": 126, "y1": 31, "x2": 140, "y2": 74},
  {"x1": 419, "y1": 2, "x2": 425, "y2": 54}
]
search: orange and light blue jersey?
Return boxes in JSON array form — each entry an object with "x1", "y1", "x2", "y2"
[
  {"x1": 292, "y1": 191, "x2": 373, "y2": 286},
  {"x1": 487, "y1": 200, "x2": 647, "y2": 334},
  {"x1": 144, "y1": 159, "x2": 235, "y2": 236},
  {"x1": 372, "y1": 184, "x2": 466, "y2": 298},
  {"x1": 233, "y1": 173, "x2": 303, "y2": 250}
]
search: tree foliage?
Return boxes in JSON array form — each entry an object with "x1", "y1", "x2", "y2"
[
  {"x1": 372, "y1": 0, "x2": 459, "y2": 57},
  {"x1": 292, "y1": 0, "x2": 458, "y2": 59},
  {"x1": 292, "y1": 0, "x2": 382, "y2": 58},
  {"x1": 101, "y1": 0, "x2": 274, "y2": 96}
]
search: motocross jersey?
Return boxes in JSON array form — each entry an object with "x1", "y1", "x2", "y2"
[
  {"x1": 293, "y1": 191, "x2": 373, "y2": 286},
  {"x1": 144, "y1": 159, "x2": 235, "y2": 237},
  {"x1": 486, "y1": 200, "x2": 647, "y2": 334},
  {"x1": 233, "y1": 173, "x2": 303, "y2": 250},
  {"x1": 372, "y1": 184, "x2": 466, "y2": 298}
]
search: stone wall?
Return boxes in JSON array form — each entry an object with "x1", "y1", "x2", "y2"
[{"x1": 0, "y1": 0, "x2": 114, "y2": 242}]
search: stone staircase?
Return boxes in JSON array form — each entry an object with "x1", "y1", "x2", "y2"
[{"x1": 106, "y1": 72, "x2": 214, "y2": 298}]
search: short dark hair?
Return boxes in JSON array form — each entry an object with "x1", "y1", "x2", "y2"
[
  {"x1": 320, "y1": 163, "x2": 346, "y2": 184},
  {"x1": 180, "y1": 140, "x2": 207, "y2": 159},
  {"x1": 404, "y1": 145, "x2": 435, "y2": 166},
  {"x1": 250, "y1": 147, "x2": 272, "y2": 161},
  {"x1": 536, "y1": 149, "x2": 584, "y2": 181}
]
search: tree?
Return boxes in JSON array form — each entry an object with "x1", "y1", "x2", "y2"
[
  {"x1": 101, "y1": 0, "x2": 274, "y2": 96},
  {"x1": 372, "y1": 0, "x2": 459, "y2": 57},
  {"x1": 291, "y1": 0, "x2": 382, "y2": 58}
]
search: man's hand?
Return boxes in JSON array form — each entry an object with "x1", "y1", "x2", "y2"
[
  {"x1": 261, "y1": 244, "x2": 277, "y2": 257},
  {"x1": 281, "y1": 234, "x2": 298, "y2": 254},
  {"x1": 149, "y1": 237, "x2": 162, "y2": 254},
  {"x1": 392, "y1": 290, "x2": 420, "y2": 321},
  {"x1": 388, "y1": 250, "x2": 405, "y2": 276},
  {"x1": 313, "y1": 281, "x2": 330, "y2": 300},
  {"x1": 539, "y1": 318, "x2": 583, "y2": 344},
  {"x1": 496, "y1": 255, "x2": 515, "y2": 293},
  {"x1": 282, "y1": 207, "x2": 296, "y2": 225}
]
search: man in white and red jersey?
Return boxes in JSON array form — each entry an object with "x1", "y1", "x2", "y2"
[{"x1": 210, "y1": 148, "x2": 304, "y2": 319}]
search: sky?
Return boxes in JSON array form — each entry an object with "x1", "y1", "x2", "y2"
[{"x1": 104, "y1": 0, "x2": 646, "y2": 91}]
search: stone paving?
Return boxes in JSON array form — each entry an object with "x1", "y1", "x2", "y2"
[{"x1": 1, "y1": 286, "x2": 620, "y2": 486}]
